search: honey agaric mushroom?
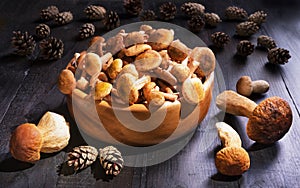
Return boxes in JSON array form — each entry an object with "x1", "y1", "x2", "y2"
[
  {"x1": 236, "y1": 76, "x2": 269, "y2": 97},
  {"x1": 216, "y1": 90, "x2": 293, "y2": 144},
  {"x1": 215, "y1": 122, "x2": 250, "y2": 176}
]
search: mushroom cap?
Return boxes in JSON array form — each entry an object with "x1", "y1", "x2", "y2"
[
  {"x1": 147, "y1": 29, "x2": 174, "y2": 51},
  {"x1": 236, "y1": 76, "x2": 253, "y2": 97},
  {"x1": 215, "y1": 147, "x2": 250, "y2": 176},
  {"x1": 10, "y1": 123, "x2": 43, "y2": 163},
  {"x1": 247, "y1": 96, "x2": 293, "y2": 144},
  {"x1": 167, "y1": 39, "x2": 190, "y2": 62},
  {"x1": 58, "y1": 69, "x2": 76, "y2": 95}
]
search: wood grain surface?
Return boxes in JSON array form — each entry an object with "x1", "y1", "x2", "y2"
[{"x1": 0, "y1": 0, "x2": 300, "y2": 187}]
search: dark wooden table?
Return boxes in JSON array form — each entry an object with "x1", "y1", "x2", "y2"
[{"x1": 1, "y1": 0, "x2": 300, "y2": 187}]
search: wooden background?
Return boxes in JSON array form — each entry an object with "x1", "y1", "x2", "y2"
[{"x1": 0, "y1": 0, "x2": 300, "y2": 187}]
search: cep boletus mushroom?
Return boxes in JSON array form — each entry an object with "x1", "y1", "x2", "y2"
[
  {"x1": 236, "y1": 76, "x2": 269, "y2": 97},
  {"x1": 216, "y1": 90, "x2": 293, "y2": 144}
]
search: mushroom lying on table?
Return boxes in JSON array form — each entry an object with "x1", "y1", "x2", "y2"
[
  {"x1": 216, "y1": 90, "x2": 293, "y2": 144},
  {"x1": 236, "y1": 76, "x2": 269, "y2": 97}
]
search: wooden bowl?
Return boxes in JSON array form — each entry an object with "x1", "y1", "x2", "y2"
[{"x1": 67, "y1": 72, "x2": 214, "y2": 146}]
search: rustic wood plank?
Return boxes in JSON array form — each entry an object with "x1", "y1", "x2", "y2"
[{"x1": 0, "y1": 0, "x2": 300, "y2": 188}]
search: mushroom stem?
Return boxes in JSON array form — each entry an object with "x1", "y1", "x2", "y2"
[
  {"x1": 216, "y1": 122, "x2": 242, "y2": 148},
  {"x1": 216, "y1": 90, "x2": 257, "y2": 118},
  {"x1": 252, "y1": 80, "x2": 270, "y2": 94}
]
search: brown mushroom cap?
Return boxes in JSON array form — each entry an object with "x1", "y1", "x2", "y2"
[
  {"x1": 236, "y1": 76, "x2": 253, "y2": 97},
  {"x1": 247, "y1": 96, "x2": 293, "y2": 144},
  {"x1": 9, "y1": 123, "x2": 43, "y2": 163},
  {"x1": 167, "y1": 39, "x2": 190, "y2": 62},
  {"x1": 215, "y1": 147, "x2": 250, "y2": 176}
]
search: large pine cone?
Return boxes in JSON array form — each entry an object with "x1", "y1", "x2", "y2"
[
  {"x1": 159, "y1": 2, "x2": 177, "y2": 21},
  {"x1": 188, "y1": 15, "x2": 205, "y2": 33},
  {"x1": 40, "y1": 5, "x2": 59, "y2": 21},
  {"x1": 79, "y1": 23, "x2": 95, "y2": 39},
  {"x1": 211, "y1": 32, "x2": 230, "y2": 48},
  {"x1": 84, "y1": 5, "x2": 106, "y2": 20},
  {"x1": 99, "y1": 146, "x2": 124, "y2": 176},
  {"x1": 248, "y1": 10, "x2": 267, "y2": 25},
  {"x1": 39, "y1": 36, "x2": 64, "y2": 60},
  {"x1": 54, "y1": 11, "x2": 73, "y2": 25},
  {"x1": 236, "y1": 40, "x2": 255, "y2": 56},
  {"x1": 11, "y1": 31, "x2": 36, "y2": 56},
  {"x1": 181, "y1": 2, "x2": 205, "y2": 17},
  {"x1": 103, "y1": 11, "x2": 120, "y2": 30},
  {"x1": 123, "y1": 0, "x2": 143, "y2": 16},
  {"x1": 67, "y1": 146, "x2": 99, "y2": 171},
  {"x1": 236, "y1": 21, "x2": 259, "y2": 37},
  {"x1": 225, "y1": 6, "x2": 248, "y2": 21},
  {"x1": 36, "y1": 24, "x2": 50, "y2": 39},
  {"x1": 257, "y1": 35, "x2": 277, "y2": 50},
  {"x1": 204, "y1": 13, "x2": 222, "y2": 27},
  {"x1": 139, "y1": 10, "x2": 157, "y2": 21},
  {"x1": 267, "y1": 48, "x2": 291, "y2": 65}
]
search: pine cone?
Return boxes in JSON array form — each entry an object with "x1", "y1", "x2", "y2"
[
  {"x1": 159, "y1": 2, "x2": 177, "y2": 21},
  {"x1": 248, "y1": 10, "x2": 267, "y2": 25},
  {"x1": 84, "y1": 5, "x2": 106, "y2": 20},
  {"x1": 35, "y1": 24, "x2": 50, "y2": 39},
  {"x1": 40, "y1": 5, "x2": 59, "y2": 21},
  {"x1": 11, "y1": 31, "x2": 36, "y2": 56},
  {"x1": 267, "y1": 48, "x2": 291, "y2": 65},
  {"x1": 188, "y1": 15, "x2": 205, "y2": 33},
  {"x1": 39, "y1": 36, "x2": 64, "y2": 60},
  {"x1": 211, "y1": 32, "x2": 230, "y2": 48},
  {"x1": 99, "y1": 146, "x2": 124, "y2": 176},
  {"x1": 225, "y1": 6, "x2": 248, "y2": 21},
  {"x1": 103, "y1": 11, "x2": 120, "y2": 30},
  {"x1": 123, "y1": 0, "x2": 143, "y2": 16},
  {"x1": 257, "y1": 35, "x2": 277, "y2": 50},
  {"x1": 54, "y1": 11, "x2": 73, "y2": 25},
  {"x1": 204, "y1": 13, "x2": 222, "y2": 27},
  {"x1": 67, "y1": 146, "x2": 99, "y2": 171},
  {"x1": 79, "y1": 23, "x2": 95, "y2": 39},
  {"x1": 139, "y1": 10, "x2": 157, "y2": 21},
  {"x1": 236, "y1": 21, "x2": 259, "y2": 37},
  {"x1": 181, "y1": 2, "x2": 205, "y2": 17},
  {"x1": 236, "y1": 40, "x2": 255, "y2": 56}
]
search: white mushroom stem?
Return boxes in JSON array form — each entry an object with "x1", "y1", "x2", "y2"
[
  {"x1": 252, "y1": 80, "x2": 270, "y2": 93},
  {"x1": 216, "y1": 90, "x2": 257, "y2": 118}
]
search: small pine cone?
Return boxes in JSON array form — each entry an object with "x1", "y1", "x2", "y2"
[
  {"x1": 181, "y1": 2, "x2": 205, "y2": 17},
  {"x1": 39, "y1": 36, "x2": 64, "y2": 60},
  {"x1": 188, "y1": 15, "x2": 205, "y2": 33},
  {"x1": 267, "y1": 48, "x2": 291, "y2": 65},
  {"x1": 123, "y1": 0, "x2": 143, "y2": 16},
  {"x1": 99, "y1": 146, "x2": 124, "y2": 176},
  {"x1": 11, "y1": 31, "x2": 36, "y2": 56},
  {"x1": 35, "y1": 24, "x2": 50, "y2": 39},
  {"x1": 84, "y1": 5, "x2": 106, "y2": 20},
  {"x1": 257, "y1": 35, "x2": 277, "y2": 50},
  {"x1": 236, "y1": 21, "x2": 259, "y2": 37},
  {"x1": 139, "y1": 10, "x2": 157, "y2": 21},
  {"x1": 236, "y1": 40, "x2": 255, "y2": 56},
  {"x1": 67, "y1": 146, "x2": 99, "y2": 171},
  {"x1": 211, "y1": 32, "x2": 230, "y2": 48},
  {"x1": 225, "y1": 6, "x2": 248, "y2": 21},
  {"x1": 103, "y1": 11, "x2": 120, "y2": 30},
  {"x1": 248, "y1": 10, "x2": 267, "y2": 25},
  {"x1": 159, "y1": 2, "x2": 177, "y2": 21},
  {"x1": 40, "y1": 5, "x2": 59, "y2": 21},
  {"x1": 54, "y1": 11, "x2": 73, "y2": 25},
  {"x1": 79, "y1": 23, "x2": 95, "y2": 39},
  {"x1": 204, "y1": 13, "x2": 222, "y2": 27}
]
